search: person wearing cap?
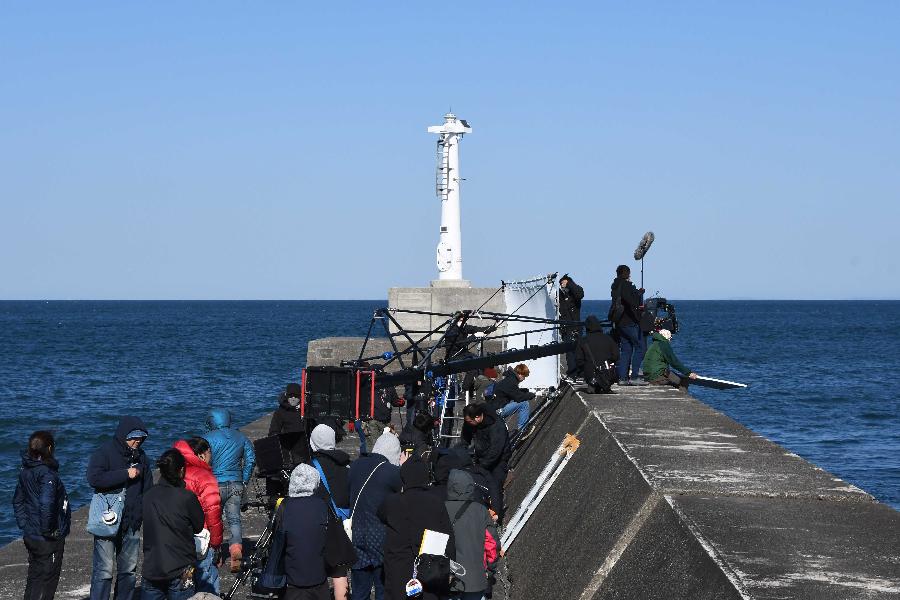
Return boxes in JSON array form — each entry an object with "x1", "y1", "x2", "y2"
[
  {"x1": 86, "y1": 416, "x2": 153, "y2": 600},
  {"x1": 204, "y1": 408, "x2": 256, "y2": 573},
  {"x1": 641, "y1": 329, "x2": 698, "y2": 389}
]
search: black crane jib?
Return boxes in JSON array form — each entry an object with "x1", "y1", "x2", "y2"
[{"x1": 372, "y1": 339, "x2": 577, "y2": 388}]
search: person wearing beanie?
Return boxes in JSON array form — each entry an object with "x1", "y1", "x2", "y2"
[
  {"x1": 371, "y1": 432, "x2": 401, "y2": 467},
  {"x1": 378, "y1": 459, "x2": 456, "y2": 600},
  {"x1": 269, "y1": 383, "x2": 307, "y2": 467},
  {"x1": 348, "y1": 433, "x2": 403, "y2": 600},
  {"x1": 641, "y1": 329, "x2": 698, "y2": 389}
]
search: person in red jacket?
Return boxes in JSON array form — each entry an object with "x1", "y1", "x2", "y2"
[{"x1": 174, "y1": 437, "x2": 224, "y2": 595}]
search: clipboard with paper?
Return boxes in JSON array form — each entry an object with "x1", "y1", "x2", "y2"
[{"x1": 418, "y1": 529, "x2": 449, "y2": 556}]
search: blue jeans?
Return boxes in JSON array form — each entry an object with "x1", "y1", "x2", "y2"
[
  {"x1": 616, "y1": 324, "x2": 645, "y2": 381},
  {"x1": 90, "y1": 527, "x2": 140, "y2": 600},
  {"x1": 499, "y1": 400, "x2": 531, "y2": 431},
  {"x1": 351, "y1": 565, "x2": 384, "y2": 600},
  {"x1": 220, "y1": 481, "x2": 244, "y2": 547},
  {"x1": 141, "y1": 576, "x2": 195, "y2": 600},
  {"x1": 194, "y1": 546, "x2": 219, "y2": 594}
]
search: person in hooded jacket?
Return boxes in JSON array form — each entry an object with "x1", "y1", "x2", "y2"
[
  {"x1": 268, "y1": 383, "x2": 307, "y2": 467},
  {"x1": 378, "y1": 459, "x2": 456, "y2": 600},
  {"x1": 349, "y1": 432, "x2": 403, "y2": 600},
  {"x1": 610, "y1": 265, "x2": 646, "y2": 384},
  {"x1": 173, "y1": 437, "x2": 223, "y2": 595},
  {"x1": 262, "y1": 463, "x2": 355, "y2": 600},
  {"x1": 86, "y1": 415, "x2": 152, "y2": 600},
  {"x1": 428, "y1": 447, "x2": 494, "y2": 512},
  {"x1": 459, "y1": 404, "x2": 511, "y2": 524},
  {"x1": 141, "y1": 449, "x2": 205, "y2": 600},
  {"x1": 309, "y1": 423, "x2": 353, "y2": 600},
  {"x1": 14, "y1": 430, "x2": 71, "y2": 600},
  {"x1": 203, "y1": 408, "x2": 256, "y2": 573},
  {"x1": 558, "y1": 274, "x2": 585, "y2": 377},
  {"x1": 575, "y1": 315, "x2": 621, "y2": 393},
  {"x1": 445, "y1": 470, "x2": 499, "y2": 600}
]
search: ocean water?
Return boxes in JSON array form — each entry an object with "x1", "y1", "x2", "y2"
[{"x1": 1, "y1": 300, "x2": 899, "y2": 545}]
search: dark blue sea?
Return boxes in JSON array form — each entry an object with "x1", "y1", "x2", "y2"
[{"x1": 1, "y1": 300, "x2": 899, "y2": 545}]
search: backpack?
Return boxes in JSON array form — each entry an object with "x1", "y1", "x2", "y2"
[
  {"x1": 607, "y1": 294, "x2": 625, "y2": 325},
  {"x1": 582, "y1": 341, "x2": 617, "y2": 394}
]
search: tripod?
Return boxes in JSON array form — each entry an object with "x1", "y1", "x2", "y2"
[{"x1": 222, "y1": 496, "x2": 284, "y2": 600}]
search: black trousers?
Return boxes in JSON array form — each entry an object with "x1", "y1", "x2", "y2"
[
  {"x1": 489, "y1": 462, "x2": 510, "y2": 523},
  {"x1": 24, "y1": 536, "x2": 65, "y2": 600}
]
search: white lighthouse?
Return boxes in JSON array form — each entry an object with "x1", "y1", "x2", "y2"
[{"x1": 428, "y1": 112, "x2": 472, "y2": 287}]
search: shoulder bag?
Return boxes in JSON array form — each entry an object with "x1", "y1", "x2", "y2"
[
  {"x1": 344, "y1": 461, "x2": 384, "y2": 541},
  {"x1": 86, "y1": 487, "x2": 127, "y2": 537}
]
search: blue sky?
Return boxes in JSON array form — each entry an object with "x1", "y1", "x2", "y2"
[{"x1": 1, "y1": 3, "x2": 898, "y2": 300}]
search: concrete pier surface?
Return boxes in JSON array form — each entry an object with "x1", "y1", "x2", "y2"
[
  {"x1": 2, "y1": 382, "x2": 898, "y2": 599},
  {"x1": 502, "y1": 383, "x2": 900, "y2": 599}
]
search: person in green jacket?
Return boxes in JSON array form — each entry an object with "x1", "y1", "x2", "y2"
[{"x1": 641, "y1": 329, "x2": 698, "y2": 389}]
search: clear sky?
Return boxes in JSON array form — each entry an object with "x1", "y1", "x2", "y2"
[{"x1": 2, "y1": 3, "x2": 898, "y2": 300}]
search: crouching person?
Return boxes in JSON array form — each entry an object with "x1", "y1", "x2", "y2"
[
  {"x1": 142, "y1": 449, "x2": 205, "y2": 600},
  {"x1": 642, "y1": 329, "x2": 698, "y2": 389}
]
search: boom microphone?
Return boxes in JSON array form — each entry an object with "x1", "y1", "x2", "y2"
[{"x1": 633, "y1": 231, "x2": 655, "y2": 261}]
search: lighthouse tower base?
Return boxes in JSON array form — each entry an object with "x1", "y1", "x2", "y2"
[
  {"x1": 430, "y1": 279, "x2": 471, "y2": 289},
  {"x1": 388, "y1": 284, "x2": 504, "y2": 338}
]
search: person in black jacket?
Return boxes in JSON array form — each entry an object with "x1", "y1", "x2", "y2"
[
  {"x1": 269, "y1": 383, "x2": 307, "y2": 467},
  {"x1": 266, "y1": 463, "x2": 349, "y2": 600},
  {"x1": 348, "y1": 433, "x2": 403, "y2": 600},
  {"x1": 14, "y1": 430, "x2": 71, "y2": 600},
  {"x1": 459, "y1": 404, "x2": 511, "y2": 523},
  {"x1": 610, "y1": 265, "x2": 647, "y2": 384},
  {"x1": 141, "y1": 449, "x2": 204, "y2": 600},
  {"x1": 87, "y1": 415, "x2": 153, "y2": 600},
  {"x1": 378, "y1": 459, "x2": 456, "y2": 600},
  {"x1": 558, "y1": 274, "x2": 585, "y2": 377},
  {"x1": 489, "y1": 364, "x2": 535, "y2": 435},
  {"x1": 576, "y1": 315, "x2": 621, "y2": 393}
]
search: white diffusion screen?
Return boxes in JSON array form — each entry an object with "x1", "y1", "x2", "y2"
[{"x1": 502, "y1": 275, "x2": 559, "y2": 389}]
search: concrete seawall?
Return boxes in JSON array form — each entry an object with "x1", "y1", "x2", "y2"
[{"x1": 503, "y1": 383, "x2": 900, "y2": 599}]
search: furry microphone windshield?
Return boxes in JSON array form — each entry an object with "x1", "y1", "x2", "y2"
[{"x1": 634, "y1": 231, "x2": 655, "y2": 260}]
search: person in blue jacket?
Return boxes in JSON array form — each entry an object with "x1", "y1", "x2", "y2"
[
  {"x1": 203, "y1": 408, "x2": 256, "y2": 572},
  {"x1": 86, "y1": 416, "x2": 152, "y2": 600},
  {"x1": 14, "y1": 430, "x2": 71, "y2": 600}
]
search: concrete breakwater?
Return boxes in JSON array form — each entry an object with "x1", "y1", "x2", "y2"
[
  {"x1": 2, "y1": 381, "x2": 898, "y2": 599},
  {"x1": 504, "y1": 383, "x2": 900, "y2": 599}
]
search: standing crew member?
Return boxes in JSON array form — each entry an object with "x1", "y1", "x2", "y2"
[
  {"x1": 558, "y1": 274, "x2": 585, "y2": 378},
  {"x1": 14, "y1": 430, "x2": 71, "y2": 600},
  {"x1": 204, "y1": 408, "x2": 256, "y2": 573},
  {"x1": 610, "y1": 265, "x2": 646, "y2": 384},
  {"x1": 86, "y1": 416, "x2": 152, "y2": 600},
  {"x1": 459, "y1": 404, "x2": 511, "y2": 524},
  {"x1": 141, "y1": 449, "x2": 205, "y2": 600},
  {"x1": 173, "y1": 437, "x2": 223, "y2": 595}
]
